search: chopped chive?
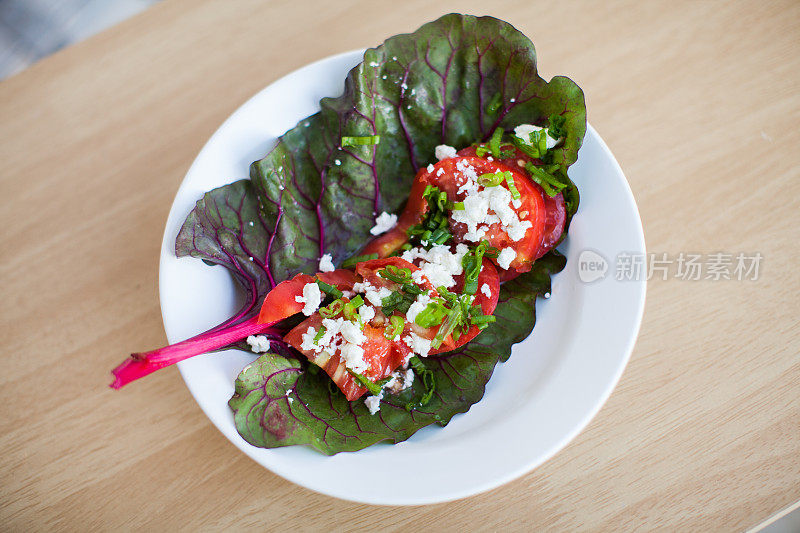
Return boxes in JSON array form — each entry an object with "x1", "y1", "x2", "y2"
[
  {"x1": 313, "y1": 325, "x2": 327, "y2": 343},
  {"x1": 379, "y1": 265, "x2": 412, "y2": 284},
  {"x1": 524, "y1": 162, "x2": 567, "y2": 197},
  {"x1": 488, "y1": 127, "x2": 504, "y2": 158},
  {"x1": 477, "y1": 172, "x2": 506, "y2": 187},
  {"x1": 348, "y1": 370, "x2": 383, "y2": 396},
  {"x1": 405, "y1": 356, "x2": 435, "y2": 410},
  {"x1": 319, "y1": 299, "x2": 344, "y2": 318},
  {"x1": 341, "y1": 135, "x2": 381, "y2": 146},
  {"x1": 505, "y1": 174, "x2": 521, "y2": 199},
  {"x1": 315, "y1": 279, "x2": 343, "y2": 299},
  {"x1": 486, "y1": 93, "x2": 502, "y2": 114},
  {"x1": 475, "y1": 144, "x2": 489, "y2": 157},
  {"x1": 384, "y1": 315, "x2": 405, "y2": 340},
  {"x1": 341, "y1": 253, "x2": 378, "y2": 268},
  {"x1": 451, "y1": 201, "x2": 465, "y2": 210},
  {"x1": 415, "y1": 301, "x2": 448, "y2": 328}
]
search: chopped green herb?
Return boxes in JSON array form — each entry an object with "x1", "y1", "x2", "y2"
[
  {"x1": 341, "y1": 253, "x2": 378, "y2": 268},
  {"x1": 504, "y1": 173, "x2": 521, "y2": 199},
  {"x1": 348, "y1": 370, "x2": 383, "y2": 396},
  {"x1": 379, "y1": 264, "x2": 412, "y2": 284},
  {"x1": 319, "y1": 298, "x2": 344, "y2": 318},
  {"x1": 405, "y1": 356, "x2": 435, "y2": 410},
  {"x1": 384, "y1": 315, "x2": 405, "y2": 339},
  {"x1": 488, "y1": 127, "x2": 504, "y2": 158},
  {"x1": 414, "y1": 301, "x2": 449, "y2": 328},
  {"x1": 524, "y1": 162, "x2": 568, "y2": 197},
  {"x1": 451, "y1": 201, "x2": 465, "y2": 210},
  {"x1": 475, "y1": 144, "x2": 489, "y2": 157},
  {"x1": 477, "y1": 172, "x2": 506, "y2": 187},
  {"x1": 313, "y1": 326, "x2": 327, "y2": 343},
  {"x1": 315, "y1": 279, "x2": 343, "y2": 299},
  {"x1": 341, "y1": 135, "x2": 381, "y2": 146},
  {"x1": 486, "y1": 93, "x2": 503, "y2": 114}
]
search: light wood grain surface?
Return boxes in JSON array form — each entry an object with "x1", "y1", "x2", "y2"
[{"x1": 1, "y1": 0, "x2": 798, "y2": 530}]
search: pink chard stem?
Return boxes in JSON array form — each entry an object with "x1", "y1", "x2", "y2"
[{"x1": 110, "y1": 317, "x2": 277, "y2": 389}]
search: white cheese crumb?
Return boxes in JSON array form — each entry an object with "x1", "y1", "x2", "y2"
[
  {"x1": 427, "y1": 163, "x2": 435, "y2": 173},
  {"x1": 246, "y1": 335, "x2": 271, "y2": 353},
  {"x1": 480, "y1": 283, "x2": 492, "y2": 298},
  {"x1": 384, "y1": 368, "x2": 415, "y2": 393},
  {"x1": 340, "y1": 320, "x2": 367, "y2": 345},
  {"x1": 401, "y1": 244, "x2": 469, "y2": 288},
  {"x1": 318, "y1": 253, "x2": 335, "y2": 272},
  {"x1": 404, "y1": 332, "x2": 433, "y2": 357},
  {"x1": 358, "y1": 304, "x2": 376, "y2": 324},
  {"x1": 353, "y1": 281, "x2": 393, "y2": 307},
  {"x1": 369, "y1": 211, "x2": 398, "y2": 235},
  {"x1": 334, "y1": 159, "x2": 341, "y2": 166},
  {"x1": 434, "y1": 144, "x2": 458, "y2": 161},
  {"x1": 340, "y1": 342, "x2": 369, "y2": 374},
  {"x1": 294, "y1": 282, "x2": 322, "y2": 315},
  {"x1": 248, "y1": 221, "x2": 254, "y2": 227},
  {"x1": 497, "y1": 248, "x2": 516, "y2": 270},
  {"x1": 300, "y1": 327, "x2": 318, "y2": 351},
  {"x1": 364, "y1": 391, "x2": 383, "y2": 414},
  {"x1": 544, "y1": 292, "x2": 551, "y2": 299},
  {"x1": 369, "y1": 61, "x2": 379, "y2": 66}
]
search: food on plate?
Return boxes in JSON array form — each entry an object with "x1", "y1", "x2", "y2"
[{"x1": 110, "y1": 13, "x2": 586, "y2": 454}]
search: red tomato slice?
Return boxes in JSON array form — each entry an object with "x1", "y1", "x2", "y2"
[
  {"x1": 256, "y1": 273, "x2": 316, "y2": 324},
  {"x1": 458, "y1": 145, "x2": 567, "y2": 263},
  {"x1": 284, "y1": 317, "x2": 409, "y2": 400},
  {"x1": 421, "y1": 156, "x2": 546, "y2": 275}
]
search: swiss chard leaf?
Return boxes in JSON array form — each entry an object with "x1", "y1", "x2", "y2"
[
  {"x1": 174, "y1": 14, "x2": 585, "y2": 453},
  {"x1": 229, "y1": 251, "x2": 565, "y2": 454}
]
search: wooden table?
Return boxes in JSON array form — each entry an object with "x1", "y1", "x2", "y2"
[{"x1": 2, "y1": 0, "x2": 798, "y2": 529}]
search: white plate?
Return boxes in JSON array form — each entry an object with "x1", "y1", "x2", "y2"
[{"x1": 160, "y1": 49, "x2": 646, "y2": 505}]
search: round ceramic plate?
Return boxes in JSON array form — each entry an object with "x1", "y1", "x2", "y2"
[{"x1": 160, "y1": 49, "x2": 646, "y2": 505}]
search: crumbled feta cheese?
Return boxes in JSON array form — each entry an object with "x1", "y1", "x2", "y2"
[
  {"x1": 340, "y1": 320, "x2": 367, "y2": 345},
  {"x1": 436, "y1": 167, "x2": 445, "y2": 177},
  {"x1": 353, "y1": 281, "x2": 393, "y2": 307},
  {"x1": 497, "y1": 248, "x2": 516, "y2": 270},
  {"x1": 405, "y1": 294, "x2": 432, "y2": 325},
  {"x1": 426, "y1": 163, "x2": 435, "y2": 173},
  {"x1": 384, "y1": 368, "x2": 415, "y2": 393},
  {"x1": 411, "y1": 269, "x2": 426, "y2": 285},
  {"x1": 434, "y1": 144, "x2": 457, "y2": 161},
  {"x1": 358, "y1": 304, "x2": 376, "y2": 324},
  {"x1": 401, "y1": 244, "x2": 469, "y2": 288},
  {"x1": 480, "y1": 283, "x2": 492, "y2": 298},
  {"x1": 369, "y1": 211, "x2": 398, "y2": 235},
  {"x1": 340, "y1": 342, "x2": 369, "y2": 373},
  {"x1": 248, "y1": 221, "x2": 254, "y2": 227},
  {"x1": 404, "y1": 332, "x2": 433, "y2": 357},
  {"x1": 294, "y1": 282, "x2": 322, "y2": 315},
  {"x1": 246, "y1": 335, "x2": 271, "y2": 353},
  {"x1": 300, "y1": 327, "x2": 318, "y2": 351},
  {"x1": 318, "y1": 253, "x2": 335, "y2": 272},
  {"x1": 369, "y1": 61, "x2": 379, "y2": 66},
  {"x1": 364, "y1": 391, "x2": 383, "y2": 414},
  {"x1": 450, "y1": 172, "x2": 532, "y2": 243}
]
